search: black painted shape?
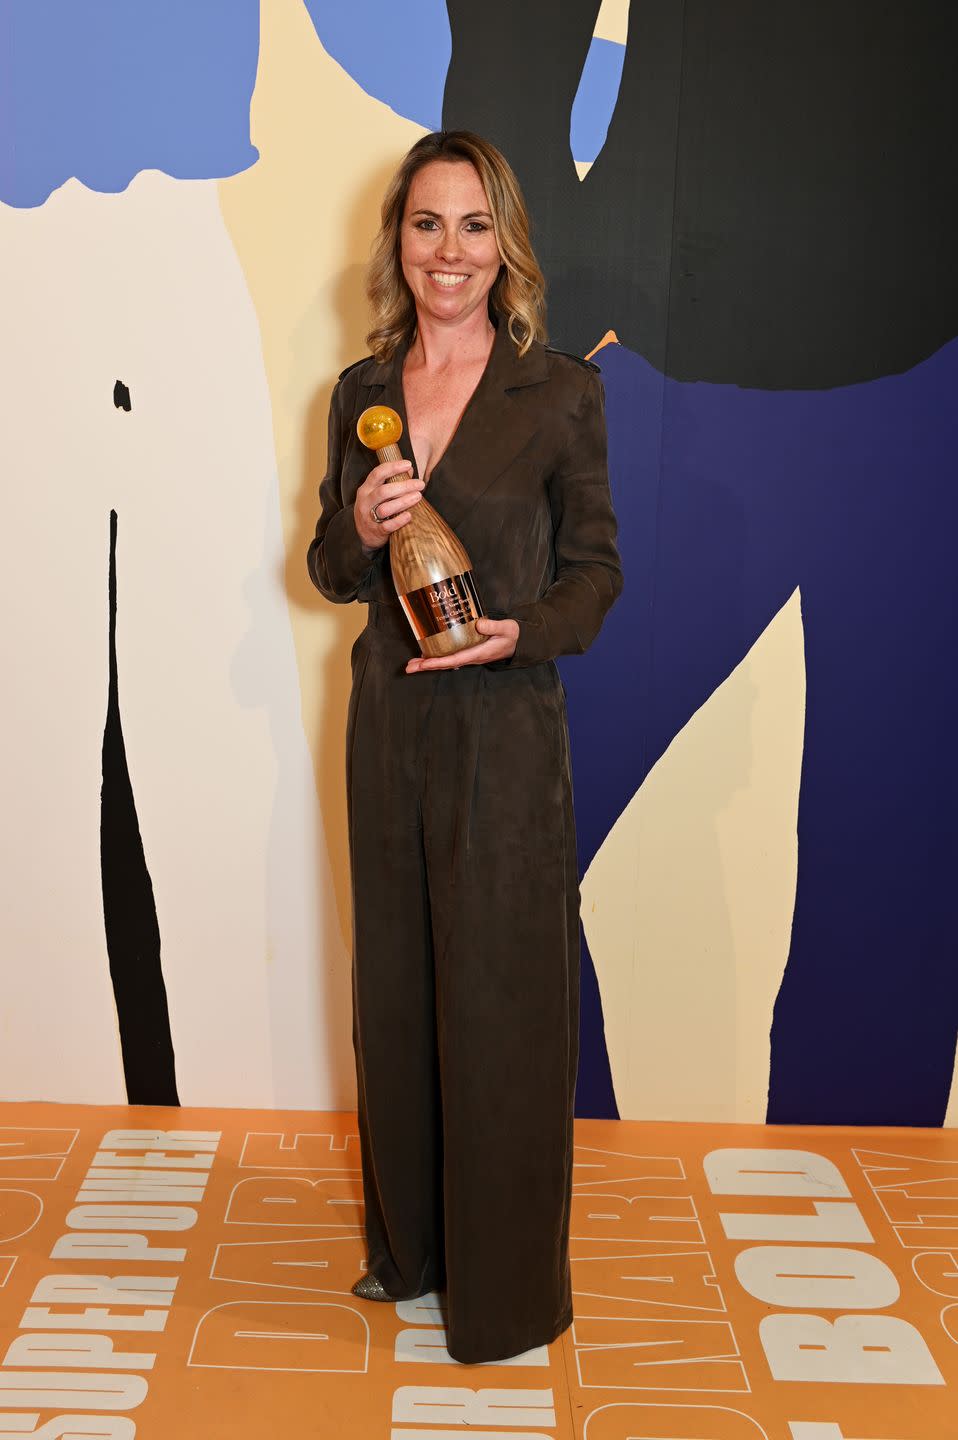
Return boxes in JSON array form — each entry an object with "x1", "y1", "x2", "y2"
[
  {"x1": 101, "y1": 510, "x2": 179, "y2": 1105},
  {"x1": 113, "y1": 381, "x2": 131, "y2": 412},
  {"x1": 443, "y1": 0, "x2": 958, "y2": 389}
]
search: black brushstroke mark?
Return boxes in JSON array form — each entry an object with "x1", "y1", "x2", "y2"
[
  {"x1": 101, "y1": 509, "x2": 179, "y2": 1105},
  {"x1": 443, "y1": 0, "x2": 958, "y2": 389},
  {"x1": 113, "y1": 380, "x2": 131, "y2": 412}
]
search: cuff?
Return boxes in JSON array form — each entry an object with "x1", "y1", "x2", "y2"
[
  {"x1": 484, "y1": 605, "x2": 550, "y2": 671},
  {"x1": 324, "y1": 504, "x2": 377, "y2": 597}
]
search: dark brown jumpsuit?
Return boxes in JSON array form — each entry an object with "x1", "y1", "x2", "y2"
[{"x1": 307, "y1": 316, "x2": 622, "y2": 1364}]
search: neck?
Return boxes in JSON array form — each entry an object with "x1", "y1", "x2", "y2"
[{"x1": 409, "y1": 307, "x2": 497, "y2": 372}]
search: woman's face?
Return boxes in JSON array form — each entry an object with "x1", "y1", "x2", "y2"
[{"x1": 400, "y1": 159, "x2": 503, "y2": 329}]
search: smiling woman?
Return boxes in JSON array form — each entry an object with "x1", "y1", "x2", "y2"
[
  {"x1": 366, "y1": 130, "x2": 546, "y2": 366},
  {"x1": 399, "y1": 161, "x2": 503, "y2": 485},
  {"x1": 307, "y1": 130, "x2": 623, "y2": 1364}
]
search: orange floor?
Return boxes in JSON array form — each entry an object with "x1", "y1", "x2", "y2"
[{"x1": 0, "y1": 1103, "x2": 956, "y2": 1437}]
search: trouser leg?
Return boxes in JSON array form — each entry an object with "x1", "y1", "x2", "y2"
[
  {"x1": 422, "y1": 664, "x2": 579, "y2": 1363},
  {"x1": 348, "y1": 649, "x2": 445, "y2": 1298}
]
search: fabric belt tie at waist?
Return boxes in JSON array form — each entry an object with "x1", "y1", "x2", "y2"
[{"x1": 363, "y1": 600, "x2": 416, "y2": 656}]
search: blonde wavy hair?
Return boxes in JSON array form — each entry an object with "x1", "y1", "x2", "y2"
[{"x1": 365, "y1": 131, "x2": 547, "y2": 362}]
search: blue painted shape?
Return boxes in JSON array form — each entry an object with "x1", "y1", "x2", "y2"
[
  {"x1": 1, "y1": 0, "x2": 259, "y2": 208},
  {"x1": 304, "y1": 0, "x2": 450, "y2": 133},
  {"x1": 570, "y1": 37, "x2": 626, "y2": 164},
  {"x1": 566, "y1": 338, "x2": 958, "y2": 1123},
  {"x1": 304, "y1": 3, "x2": 622, "y2": 164}
]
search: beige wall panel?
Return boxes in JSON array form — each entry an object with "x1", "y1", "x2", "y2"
[
  {"x1": 217, "y1": 0, "x2": 427, "y2": 1058},
  {"x1": 0, "y1": 170, "x2": 335, "y2": 1108},
  {"x1": 944, "y1": 1047, "x2": 958, "y2": 1126},
  {"x1": 582, "y1": 588, "x2": 806, "y2": 1122},
  {"x1": 0, "y1": 186, "x2": 123, "y2": 1098},
  {"x1": 594, "y1": 0, "x2": 630, "y2": 45}
]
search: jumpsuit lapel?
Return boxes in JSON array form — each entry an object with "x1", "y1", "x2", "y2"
[
  {"x1": 423, "y1": 321, "x2": 550, "y2": 530},
  {"x1": 359, "y1": 319, "x2": 550, "y2": 530}
]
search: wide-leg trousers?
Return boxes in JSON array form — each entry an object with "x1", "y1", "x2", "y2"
[{"x1": 345, "y1": 612, "x2": 580, "y2": 1364}]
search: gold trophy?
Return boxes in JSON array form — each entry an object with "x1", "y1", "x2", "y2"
[{"x1": 357, "y1": 405, "x2": 484, "y2": 658}]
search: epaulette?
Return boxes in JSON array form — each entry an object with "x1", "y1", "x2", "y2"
[
  {"x1": 337, "y1": 355, "x2": 374, "y2": 381},
  {"x1": 544, "y1": 345, "x2": 601, "y2": 373}
]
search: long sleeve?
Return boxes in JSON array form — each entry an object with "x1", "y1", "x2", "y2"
[
  {"x1": 499, "y1": 367, "x2": 623, "y2": 668},
  {"x1": 307, "y1": 379, "x2": 378, "y2": 603}
]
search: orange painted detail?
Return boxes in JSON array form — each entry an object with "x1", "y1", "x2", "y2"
[
  {"x1": 586, "y1": 330, "x2": 619, "y2": 360},
  {"x1": 0, "y1": 1103, "x2": 955, "y2": 1437}
]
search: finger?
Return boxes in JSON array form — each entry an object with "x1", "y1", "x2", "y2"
[
  {"x1": 406, "y1": 640, "x2": 501, "y2": 672},
  {"x1": 380, "y1": 509, "x2": 415, "y2": 532},
  {"x1": 377, "y1": 478, "x2": 424, "y2": 499},
  {"x1": 376, "y1": 484, "x2": 424, "y2": 510},
  {"x1": 375, "y1": 459, "x2": 415, "y2": 481},
  {"x1": 375, "y1": 491, "x2": 423, "y2": 521},
  {"x1": 358, "y1": 464, "x2": 416, "y2": 501}
]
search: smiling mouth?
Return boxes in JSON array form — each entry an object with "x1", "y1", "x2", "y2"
[{"x1": 428, "y1": 272, "x2": 469, "y2": 288}]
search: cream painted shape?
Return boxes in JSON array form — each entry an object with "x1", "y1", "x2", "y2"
[
  {"x1": 944, "y1": 1037, "x2": 958, "y2": 1125},
  {"x1": 582, "y1": 588, "x2": 806, "y2": 1122},
  {"x1": 594, "y1": 0, "x2": 630, "y2": 46},
  {"x1": 216, "y1": 0, "x2": 428, "y2": 1085},
  {"x1": 0, "y1": 171, "x2": 337, "y2": 1107}
]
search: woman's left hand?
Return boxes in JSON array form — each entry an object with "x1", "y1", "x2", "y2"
[{"x1": 405, "y1": 617, "x2": 519, "y2": 673}]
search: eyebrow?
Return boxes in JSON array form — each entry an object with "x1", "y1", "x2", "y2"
[{"x1": 410, "y1": 208, "x2": 493, "y2": 220}]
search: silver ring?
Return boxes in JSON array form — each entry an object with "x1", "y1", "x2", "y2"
[{"x1": 371, "y1": 503, "x2": 384, "y2": 524}]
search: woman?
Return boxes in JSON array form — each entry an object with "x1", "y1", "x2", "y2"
[{"x1": 307, "y1": 130, "x2": 622, "y2": 1364}]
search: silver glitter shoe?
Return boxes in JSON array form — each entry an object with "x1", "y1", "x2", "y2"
[{"x1": 351, "y1": 1272, "x2": 391, "y2": 1301}]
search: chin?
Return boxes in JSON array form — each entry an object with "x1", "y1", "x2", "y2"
[{"x1": 423, "y1": 298, "x2": 471, "y2": 321}]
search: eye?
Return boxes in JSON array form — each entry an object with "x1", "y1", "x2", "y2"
[
  {"x1": 465, "y1": 222, "x2": 488, "y2": 233},
  {"x1": 414, "y1": 219, "x2": 439, "y2": 231}
]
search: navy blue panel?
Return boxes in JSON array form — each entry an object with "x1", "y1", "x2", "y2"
[
  {"x1": 573, "y1": 930, "x2": 619, "y2": 1119},
  {"x1": 559, "y1": 342, "x2": 666, "y2": 880},
  {"x1": 565, "y1": 338, "x2": 958, "y2": 1123}
]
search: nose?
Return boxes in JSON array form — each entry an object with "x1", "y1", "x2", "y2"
[{"x1": 435, "y1": 228, "x2": 463, "y2": 264}]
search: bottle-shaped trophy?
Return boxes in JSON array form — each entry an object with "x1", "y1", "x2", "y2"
[{"x1": 357, "y1": 405, "x2": 484, "y2": 658}]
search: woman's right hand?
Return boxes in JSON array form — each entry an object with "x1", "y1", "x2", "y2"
[{"x1": 354, "y1": 460, "x2": 424, "y2": 550}]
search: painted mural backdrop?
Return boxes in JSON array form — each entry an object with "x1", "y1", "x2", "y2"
[{"x1": 1, "y1": 0, "x2": 955, "y2": 1126}]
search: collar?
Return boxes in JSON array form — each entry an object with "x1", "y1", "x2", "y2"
[{"x1": 358, "y1": 314, "x2": 550, "y2": 529}]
